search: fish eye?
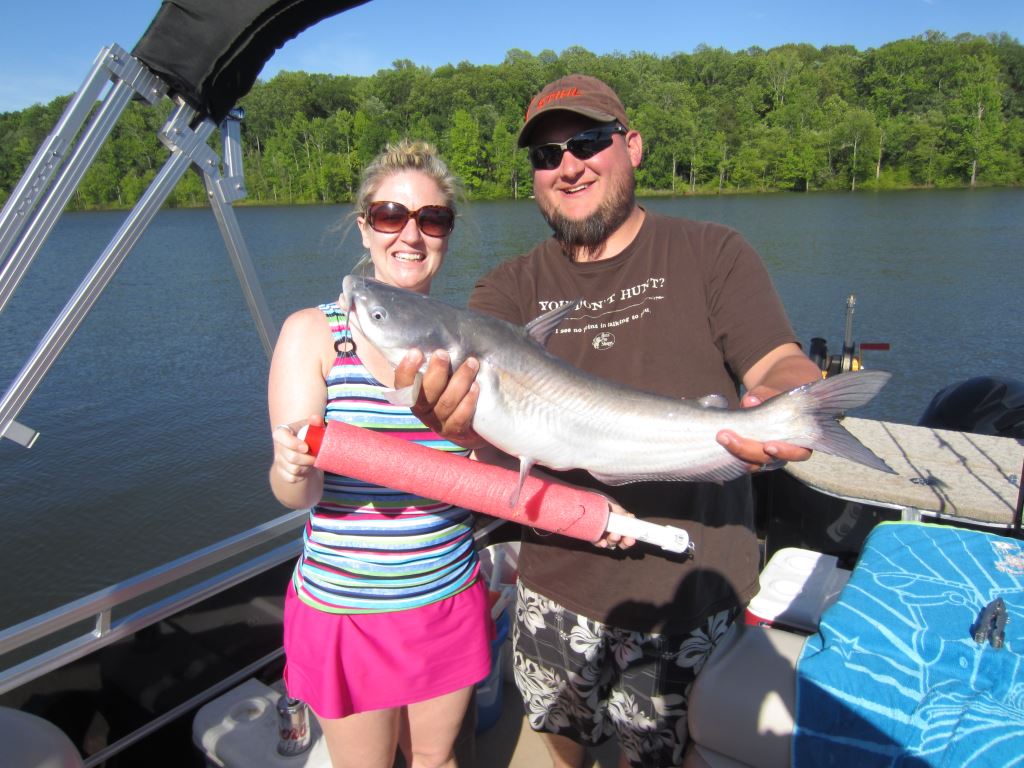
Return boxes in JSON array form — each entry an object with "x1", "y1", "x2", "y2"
[{"x1": 370, "y1": 306, "x2": 387, "y2": 321}]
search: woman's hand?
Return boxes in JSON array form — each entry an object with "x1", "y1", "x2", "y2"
[
  {"x1": 268, "y1": 414, "x2": 325, "y2": 510},
  {"x1": 271, "y1": 414, "x2": 322, "y2": 484}
]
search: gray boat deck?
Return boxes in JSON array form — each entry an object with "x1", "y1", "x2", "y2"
[{"x1": 473, "y1": 682, "x2": 620, "y2": 768}]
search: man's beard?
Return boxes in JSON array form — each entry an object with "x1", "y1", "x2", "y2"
[{"x1": 540, "y1": 173, "x2": 636, "y2": 259}]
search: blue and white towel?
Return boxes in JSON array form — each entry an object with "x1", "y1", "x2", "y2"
[{"x1": 795, "y1": 521, "x2": 1024, "y2": 767}]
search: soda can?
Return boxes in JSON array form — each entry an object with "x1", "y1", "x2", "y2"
[{"x1": 276, "y1": 695, "x2": 312, "y2": 756}]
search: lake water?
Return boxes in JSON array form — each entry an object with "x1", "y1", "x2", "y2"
[{"x1": 1, "y1": 189, "x2": 1022, "y2": 628}]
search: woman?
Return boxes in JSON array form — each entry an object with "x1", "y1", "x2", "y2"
[{"x1": 268, "y1": 140, "x2": 492, "y2": 768}]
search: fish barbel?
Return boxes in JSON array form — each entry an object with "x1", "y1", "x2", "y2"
[{"x1": 342, "y1": 276, "x2": 895, "y2": 490}]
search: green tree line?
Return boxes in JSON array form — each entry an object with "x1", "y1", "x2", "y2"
[{"x1": 2, "y1": 31, "x2": 1022, "y2": 209}]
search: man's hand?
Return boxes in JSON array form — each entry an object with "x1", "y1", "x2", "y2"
[
  {"x1": 394, "y1": 349, "x2": 486, "y2": 449},
  {"x1": 594, "y1": 499, "x2": 636, "y2": 552},
  {"x1": 716, "y1": 388, "x2": 813, "y2": 473},
  {"x1": 717, "y1": 345, "x2": 822, "y2": 474}
]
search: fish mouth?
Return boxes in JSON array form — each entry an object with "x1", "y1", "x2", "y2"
[{"x1": 341, "y1": 274, "x2": 376, "y2": 335}]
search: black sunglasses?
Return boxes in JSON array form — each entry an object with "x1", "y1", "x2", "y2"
[
  {"x1": 365, "y1": 201, "x2": 456, "y2": 238},
  {"x1": 528, "y1": 123, "x2": 627, "y2": 171}
]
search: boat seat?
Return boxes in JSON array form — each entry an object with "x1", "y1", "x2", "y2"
[
  {"x1": 784, "y1": 417, "x2": 1022, "y2": 531},
  {"x1": 0, "y1": 707, "x2": 84, "y2": 768},
  {"x1": 682, "y1": 624, "x2": 806, "y2": 768}
]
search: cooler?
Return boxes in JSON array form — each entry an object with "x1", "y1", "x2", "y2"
[{"x1": 745, "y1": 547, "x2": 850, "y2": 633}]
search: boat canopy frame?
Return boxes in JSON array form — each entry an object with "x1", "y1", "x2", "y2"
[{"x1": 0, "y1": 0, "x2": 367, "y2": 449}]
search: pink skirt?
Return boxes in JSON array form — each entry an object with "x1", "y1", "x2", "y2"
[{"x1": 282, "y1": 579, "x2": 495, "y2": 719}]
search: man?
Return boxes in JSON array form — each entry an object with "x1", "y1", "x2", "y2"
[{"x1": 396, "y1": 74, "x2": 821, "y2": 767}]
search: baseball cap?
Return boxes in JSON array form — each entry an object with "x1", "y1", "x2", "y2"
[{"x1": 518, "y1": 74, "x2": 629, "y2": 147}]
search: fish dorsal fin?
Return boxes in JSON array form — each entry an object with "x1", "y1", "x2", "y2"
[
  {"x1": 697, "y1": 394, "x2": 729, "y2": 409},
  {"x1": 524, "y1": 301, "x2": 579, "y2": 347}
]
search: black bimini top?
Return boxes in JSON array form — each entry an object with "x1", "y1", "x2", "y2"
[{"x1": 132, "y1": 0, "x2": 369, "y2": 123}]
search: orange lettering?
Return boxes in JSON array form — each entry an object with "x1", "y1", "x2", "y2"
[{"x1": 526, "y1": 86, "x2": 584, "y2": 121}]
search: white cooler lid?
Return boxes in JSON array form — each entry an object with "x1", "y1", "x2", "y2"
[{"x1": 747, "y1": 548, "x2": 850, "y2": 632}]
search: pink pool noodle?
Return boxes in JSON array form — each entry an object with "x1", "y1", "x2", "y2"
[{"x1": 300, "y1": 420, "x2": 610, "y2": 542}]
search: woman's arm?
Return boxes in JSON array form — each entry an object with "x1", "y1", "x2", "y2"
[{"x1": 267, "y1": 308, "x2": 332, "y2": 509}]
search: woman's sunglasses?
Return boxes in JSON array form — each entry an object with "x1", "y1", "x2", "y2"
[
  {"x1": 365, "y1": 201, "x2": 456, "y2": 238},
  {"x1": 528, "y1": 123, "x2": 627, "y2": 171}
]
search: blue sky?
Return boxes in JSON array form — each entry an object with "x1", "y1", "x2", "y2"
[{"x1": 1, "y1": 0, "x2": 1020, "y2": 113}]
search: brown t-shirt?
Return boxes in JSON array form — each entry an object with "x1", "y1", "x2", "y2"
[{"x1": 469, "y1": 211, "x2": 798, "y2": 634}]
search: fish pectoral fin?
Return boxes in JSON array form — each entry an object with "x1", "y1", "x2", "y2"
[
  {"x1": 524, "y1": 301, "x2": 580, "y2": 347},
  {"x1": 382, "y1": 373, "x2": 422, "y2": 407},
  {"x1": 696, "y1": 394, "x2": 729, "y2": 409},
  {"x1": 508, "y1": 457, "x2": 536, "y2": 508}
]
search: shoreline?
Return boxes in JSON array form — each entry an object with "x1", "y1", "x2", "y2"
[{"x1": 47, "y1": 182, "x2": 1023, "y2": 213}]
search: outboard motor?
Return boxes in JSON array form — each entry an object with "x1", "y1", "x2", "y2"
[{"x1": 918, "y1": 376, "x2": 1024, "y2": 439}]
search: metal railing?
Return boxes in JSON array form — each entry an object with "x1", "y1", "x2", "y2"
[
  {"x1": 0, "y1": 508, "x2": 308, "y2": 695},
  {"x1": 0, "y1": 511, "x2": 509, "y2": 761}
]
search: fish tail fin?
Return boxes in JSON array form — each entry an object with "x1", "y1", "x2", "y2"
[{"x1": 782, "y1": 370, "x2": 896, "y2": 474}]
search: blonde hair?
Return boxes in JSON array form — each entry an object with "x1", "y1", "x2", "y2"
[{"x1": 355, "y1": 140, "x2": 459, "y2": 213}]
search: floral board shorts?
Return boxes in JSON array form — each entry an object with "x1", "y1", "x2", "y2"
[{"x1": 511, "y1": 581, "x2": 738, "y2": 768}]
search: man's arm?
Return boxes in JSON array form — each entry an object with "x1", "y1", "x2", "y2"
[{"x1": 715, "y1": 342, "x2": 823, "y2": 470}]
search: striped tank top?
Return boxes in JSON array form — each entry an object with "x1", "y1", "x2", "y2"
[{"x1": 292, "y1": 303, "x2": 480, "y2": 614}]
